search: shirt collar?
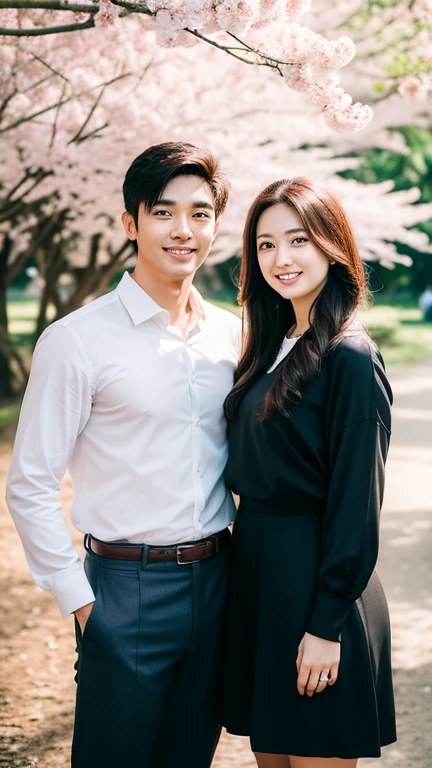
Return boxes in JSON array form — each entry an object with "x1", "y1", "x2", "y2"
[{"x1": 116, "y1": 271, "x2": 206, "y2": 330}]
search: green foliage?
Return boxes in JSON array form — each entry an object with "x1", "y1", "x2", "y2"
[
  {"x1": 0, "y1": 402, "x2": 21, "y2": 432},
  {"x1": 342, "y1": 0, "x2": 432, "y2": 85},
  {"x1": 209, "y1": 299, "x2": 432, "y2": 368},
  {"x1": 338, "y1": 126, "x2": 432, "y2": 293}
]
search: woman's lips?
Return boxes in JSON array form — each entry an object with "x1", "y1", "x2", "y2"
[{"x1": 276, "y1": 271, "x2": 302, "y2": 285}]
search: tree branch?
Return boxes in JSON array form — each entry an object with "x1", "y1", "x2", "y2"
[
  {"x1": 68, "y1": 86, "x2": 105, "y2": 144},
  {"x1": 31, "y1": 53, "x2": 71, "y2": 84},
  {"x1": 0, "y1": 18, "x2": 95, "y2": 35},
  {"x1": 0, "y1": 71, "x2": 134, "y2": 134},
  {"x1": 0, "y1": 0, "x2": 98, "y2": 11}
]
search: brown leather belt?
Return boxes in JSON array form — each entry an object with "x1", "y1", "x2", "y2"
[{"x1": 86, "y1": 529, "x2": 229, "y2": 565}]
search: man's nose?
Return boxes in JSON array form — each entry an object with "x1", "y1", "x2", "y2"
[{"x1": 170, "y1": 216, "x2": 193, "y2": 239}]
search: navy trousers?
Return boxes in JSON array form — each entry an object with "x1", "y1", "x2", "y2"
[{"x1": 72, "y1": 534, "x2": 230, "y2": 768}]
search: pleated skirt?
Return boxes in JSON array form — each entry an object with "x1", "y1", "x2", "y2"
[{"x1": 218, "y1": 503, "x2": 397, "y2": 758}]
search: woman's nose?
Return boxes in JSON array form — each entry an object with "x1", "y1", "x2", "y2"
[{"x1": 275, "y1": 247, "x2": 294, "y2": 266}]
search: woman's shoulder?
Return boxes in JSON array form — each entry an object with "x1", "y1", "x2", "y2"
[
  {"x1": 327, "y1": 327, "x2": 383, "y2": 377},
  {"x1": 325, "y1": 324, "x2": 392, "y2": 430}
]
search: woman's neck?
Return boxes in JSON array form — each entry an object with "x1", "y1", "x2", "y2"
[{"x1": 289, "y1": 299, "x2": 311, "y2": 338}]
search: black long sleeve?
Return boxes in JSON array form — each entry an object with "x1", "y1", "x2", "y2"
[{"x1": 306, "y1": 339, "x2": 391, "y2": 642}]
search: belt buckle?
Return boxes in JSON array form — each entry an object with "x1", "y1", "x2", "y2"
[{"x1": 176, "y1": 541, "x2": 211, "y2": 565}]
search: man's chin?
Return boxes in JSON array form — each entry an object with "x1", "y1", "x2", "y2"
[{"x1": 164, "y1": 256, "x2": 206, "y2": 277}]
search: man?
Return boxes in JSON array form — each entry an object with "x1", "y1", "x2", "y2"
[{"x1": 6, "y1": 142, "x2": 241, "y2": 767}]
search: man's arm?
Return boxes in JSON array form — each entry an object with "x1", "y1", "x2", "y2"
[{"x1": 6, "y1": 323, "x2": 96, "y2": 619}]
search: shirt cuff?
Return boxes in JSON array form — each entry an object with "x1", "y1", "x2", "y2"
[
  {"x1": 305, "y1": 587, "x2": 353, "y2": 642},
  {"x1": 48, "y1": 562, "x2": 96, "y2": 618}
]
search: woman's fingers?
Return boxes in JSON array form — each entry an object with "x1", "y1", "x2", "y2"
[
  {"x1": 297, "y1": 665, "x2": 310, "y2": 696},
  {"x1": 297, "y1": 665, "x2": 338, "y2": 696},
  {"x1": 305, "y1": 669, "x2": 321, "y2": 697},
  {"x1": 314, "y1": 669, "x2": 331, "y2": 694},
  {"x1": 327, "y1": 664, "x2": 339, "y2": 685}
]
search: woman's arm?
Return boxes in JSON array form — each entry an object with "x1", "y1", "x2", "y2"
[{"x1": 296, "y1": 339, "x2": 392, "y2": 694}]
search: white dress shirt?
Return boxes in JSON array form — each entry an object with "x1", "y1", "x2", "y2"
[{"x1": 6, "y1": 272, "x2": 241, "y2": 618}]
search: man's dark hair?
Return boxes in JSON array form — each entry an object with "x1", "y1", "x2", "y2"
[{"x1": 123, "y1": 142, "x2": 229, "y2": 252}]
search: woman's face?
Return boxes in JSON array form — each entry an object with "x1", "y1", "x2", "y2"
[{"x1": 256, "y1": 203, "x2": 330, "y2": 304}]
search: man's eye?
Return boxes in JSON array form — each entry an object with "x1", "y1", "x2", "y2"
[
  {"x1": 193, "y1": 212, "x2": 210, "y2": 218},
  {"x1": 154, "y1": 210, "x2": 170, "y2": 216}
]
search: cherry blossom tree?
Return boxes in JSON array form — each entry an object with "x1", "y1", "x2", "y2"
[
  {"x1": 0, "y1": 1, "x2": 432, "y2": 395},
  {"x1": 0, "y1": 0, "x2": 377, "y2": 134}
]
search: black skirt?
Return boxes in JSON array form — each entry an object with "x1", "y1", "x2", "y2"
[{"x1": 219, "y1": 500, "x2": 397, "y2": 759}]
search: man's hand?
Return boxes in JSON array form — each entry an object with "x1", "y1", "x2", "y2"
[
  {"x1": 74, "y1": 601, "x2": 95, "y2": 636},
  {"x1": 296, "y1": 631, "x2": 340, "y2": 697}
]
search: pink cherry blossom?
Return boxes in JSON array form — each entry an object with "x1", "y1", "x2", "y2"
[
  {"x1": 413, "y1": 0, "x2": 432, "y2": 23},
  {"x1": 94, "y1": 0, "x2": 121, "y2": 29},
  {"x1": 323, "y1": 103, "x2": 374, "y2": 134},
  {"x1": 398, "y1": 74, "x2": 430, "y2": 100}
]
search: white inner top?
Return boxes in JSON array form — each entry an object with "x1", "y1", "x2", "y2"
[{"x1": 267, "y1": 335, "x2": 300, "y2": 373}]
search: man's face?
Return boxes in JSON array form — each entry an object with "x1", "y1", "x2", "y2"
[{"x1": 122, "y1": 175, "x2": 219, "y2": 282}]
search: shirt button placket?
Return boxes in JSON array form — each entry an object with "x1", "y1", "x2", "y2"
[{"x1": 185, "y1": 344, "x2": 204, "y2": 537}]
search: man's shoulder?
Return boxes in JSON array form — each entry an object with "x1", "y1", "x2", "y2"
[
  {"x1": 35, "y1": 289, "x2": 121, "y2": 357},
  {"x1": 55, "y1": 290, "x2": 120, "y2": 332},
  {"x1": 202, "y1": 299, "x2": 241, "y2": 329}
]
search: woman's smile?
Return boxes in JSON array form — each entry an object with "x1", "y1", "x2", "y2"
[{"x1": 275, "y1": 271, "x2": 303, "y2": 284}]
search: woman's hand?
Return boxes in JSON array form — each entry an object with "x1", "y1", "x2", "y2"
[{"x1": 296, "y1": 631, "x2": 340, "y2": 697}]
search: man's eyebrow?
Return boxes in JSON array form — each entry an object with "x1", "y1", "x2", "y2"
[
  {"x1": 154, "y1": 198, "x2": 214, "y2": 210},
  {"x1": 257, "y1": 228, "x2": 306, "y2": 239}
]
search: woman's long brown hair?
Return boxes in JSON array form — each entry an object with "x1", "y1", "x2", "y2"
[{"x1": 224, "y1": 178, "x2": 368, "y2": 422}]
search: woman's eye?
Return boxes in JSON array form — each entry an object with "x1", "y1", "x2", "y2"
[
  {"x1": 258, "y1": 242, "x2": 274, "y2": 250},
  {"x1": 292, "y1": 237, "x2": 307, "y2": 245}
]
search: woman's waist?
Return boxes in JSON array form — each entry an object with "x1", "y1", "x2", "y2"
[{"x1": 239, "y1": 494, "x2": 324, "y2": 516}]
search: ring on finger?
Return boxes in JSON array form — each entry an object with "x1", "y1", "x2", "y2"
[{"x1": 318, "y1": 671, "x2": 330, "y2": 683}]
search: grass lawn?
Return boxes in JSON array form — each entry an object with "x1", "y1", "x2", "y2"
[
  {"x1": 212, "y1": 299, "x2": 432, "y2": 368},
  {"x1": 6, "y1": 296, "x2": 432, "y2": 368}
]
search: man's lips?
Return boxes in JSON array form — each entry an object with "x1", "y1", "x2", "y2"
[{"x1": 163, "y1": 247, "x2": 197, "y2": 260}]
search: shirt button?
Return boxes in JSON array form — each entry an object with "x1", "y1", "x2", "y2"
[
  {"x1": 197, "y1": 466, "x2": 202, "y2": 476},
  {"x1": 195, "y1": 418, "x2": 200, "y2": 427}
]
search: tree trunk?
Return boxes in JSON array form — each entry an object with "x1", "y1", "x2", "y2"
[
  {"x1": 58, "y1": 237, "x2": 132, "y2": 317},
  {"x1": 0, "y1": 235, "x2": 15, "y2": 397},
  {"x1": 0, "y1": 235, "x2": 29, "y2": 396},
  {"x1": 34, "y1": 242, "x2": 66, "y2": 343}
]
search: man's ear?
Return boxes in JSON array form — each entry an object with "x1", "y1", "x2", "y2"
[
  {"x1": 121, "y1": 211, "x2": 137, "y2": 242},
  {"x1": 212, "y1": 218, "x2": 220, "y2": 241}
]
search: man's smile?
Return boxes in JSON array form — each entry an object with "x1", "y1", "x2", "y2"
[{"x1": 163, "y1": 246, "x2": 197, "y2": 259}]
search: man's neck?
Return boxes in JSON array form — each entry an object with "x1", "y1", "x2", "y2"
[{"x1": 131, "y1": 264, "x2": 194, "y2": 333}]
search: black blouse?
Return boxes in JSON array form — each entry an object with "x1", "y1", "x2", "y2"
[{"x1": 226, "y1": 331, "x2": 393, "y2": 642}]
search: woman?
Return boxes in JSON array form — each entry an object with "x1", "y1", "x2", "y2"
[{"x1": 220, "y1": 178, "x2": 397, "y2": 768}]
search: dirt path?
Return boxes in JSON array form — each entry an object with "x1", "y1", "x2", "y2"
[{"x1": 1, "y1": 361, "x2": 431, "y2": 768}]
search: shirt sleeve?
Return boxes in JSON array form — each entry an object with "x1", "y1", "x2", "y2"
[
  {"x1": 6, "y1": 323, "x2": 95, "y2": 618},
  {"x1": 305, "y1": 340, "x2": 392, "y2": 642}
]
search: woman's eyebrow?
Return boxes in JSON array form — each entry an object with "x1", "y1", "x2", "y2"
[{"x1": 257, "y1": 228, "x2": 305, "y2": 239}]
